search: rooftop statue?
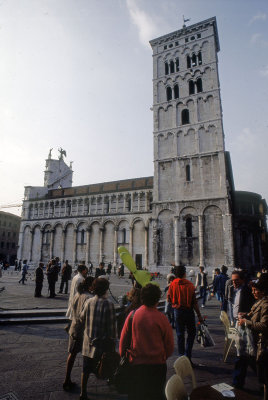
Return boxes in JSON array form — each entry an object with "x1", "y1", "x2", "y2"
[{"x1": 58, "y1": 148, "x2": 67, "y2": 160}]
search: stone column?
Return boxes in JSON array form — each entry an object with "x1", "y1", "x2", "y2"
[
  {"x1": 223, "y1": 213, "x2": 235, "y2": 267},
  {"x1": 113, "y1": 227, "x2": 118, "y2": 265},
  {"x1": 116, "y1": 195, "x2": 119, "y2": 213},
  {"x1": 145, "y1": 192, "x2": 150, "y2": 212},
  {"x1": 144, "y1": 226, "x2": 149, "y2": 267},
  {"x1": 99, "y1": 227, "x2": 104, "y2": 263},
  {"x1": 138, "y1": 192, "x2": 141, "y2": 212},
  {"x1": 123, "y1": 195, "x2": 127, "y2": 213},
  {"x1": 152, "y1": 219, "x2": 159, "y2": 265},
  {"x1": 49, "y1": 229, "x2": 55, "y2": 260},
  {"x1": 73, "y1": 229, "x2": 77, "y2": 265},
  {"x1": 61, "y1": 229, "x2": 66, "y2": 262},
  {"x1": 85, "y1": 228, "x2": 91, "y2": 265},
  {"x1": 198, "y1": 215, "x2": 204, "y2": 267},
  {"x1": 174, "y1": 218, "x2": 180, "y2": 266},
  {"x1": 131, "y1": 193, "x2": 134, "y2": 212},
  {"x1": 129, "y1": 226, "x2": 133, "y2": 256}
]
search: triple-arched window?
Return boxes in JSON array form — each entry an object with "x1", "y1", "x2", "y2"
[
  {"x1": 187, "y1": 51, "x2": 202, "y2": 68},
  {"x1": 165, "y1": 58, "x2": 180, "y2": 75}
]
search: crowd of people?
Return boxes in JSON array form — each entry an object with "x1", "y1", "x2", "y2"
[{"x1": 8, "y1": 257, "x2": 268, "y2": 399}]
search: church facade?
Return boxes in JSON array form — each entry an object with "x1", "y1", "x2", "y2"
[{"x1": 17, "y1": 17, "x2": 267, "y2": 270}]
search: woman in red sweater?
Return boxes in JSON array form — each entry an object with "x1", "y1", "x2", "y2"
[{"x1": 119, "y1": 283, "x2": 174, "y2": 400}]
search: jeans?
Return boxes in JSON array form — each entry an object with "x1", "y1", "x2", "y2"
[
  {"x1": 199, "y1": 286, "x2": 207, "y2": 306},
  {"x1": 174, "y1": 308, "x2": 196, "y2": 360},
  {"x1": 59, "y1": 278, "x2": 69, "y2": 293}
]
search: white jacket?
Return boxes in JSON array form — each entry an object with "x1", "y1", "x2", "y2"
[{"x1": 66, "y1": 272, "x2": 85, "y2": 319}]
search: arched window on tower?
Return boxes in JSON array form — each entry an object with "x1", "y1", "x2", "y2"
[
  {"x1": 165, "y1": 62, "x2": 169, "y2": 75},
  {"x1": 186, "y1": 217, "x2": 192, "y2": 237},
  {"x1": 196, "y1": 78, "x2": 203, "y2": 93},
  {"x1": 186, "y1": 165, "x2": 191, "y2": 181},
  {"x1": 170, "y1": 60, "x2": 174, "y2": 74},
  {"x1": 166, "y1": 86, "x2": 172, "y2": 101},
  {"x1": 181, "y1": 109, "x2": 190, "y2": 125},
  {"x1": 174, "y1": 84, "x2": 179, "y2": 99},
  {"x1": 81, "y1": 229, "x2": 85, "y2": 244},
  {"x1": 175, "y1": 58, "x2": 179, "y2": 72},
  {"x1": 198, "y1": 51, "x2": 202, "y2": 65},
  {"x1": 189, "y1": 80, "x2": 195, "y2": 95},
  {"x1": 192, "y1": 54, "x2": 197, "y2": 67},
  {"x1": 187, "y1": 55, "x2": 191, "y2": 69}
]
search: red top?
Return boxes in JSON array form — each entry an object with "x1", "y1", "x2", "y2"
[
  {"x1": 119, "y1": 305, "x2": 174, "y2": 365},
  {"x1": 168, "y1": 278, "x2": 197, "y2": 309}
]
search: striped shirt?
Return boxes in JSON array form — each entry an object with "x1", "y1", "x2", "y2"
[{"x1": 80, "y1": 295, "x2": 116, "y2": 358}]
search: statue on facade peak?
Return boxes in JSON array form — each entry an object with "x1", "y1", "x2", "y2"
[
  {"x1": 58, "y1": 148, "x2": 67, "y2": 160},
  {"x1": 48, "y1": 148, "x2": 53, "y2": 159}
]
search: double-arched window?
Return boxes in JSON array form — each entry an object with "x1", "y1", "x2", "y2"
[
  {"x1": 166, "y1": 84, "x2": 179, "y2": 101},
  {"x1": 189, "y1": 78, "x2": 203, "y2": 95}
]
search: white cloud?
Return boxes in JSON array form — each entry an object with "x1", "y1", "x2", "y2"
[
  {"x1": 126, "y1": 0, "x2": 157, "y2": 48},
  {"x1": 260, "y1": 65, "x2": 268, "y2": 77},
  {"x1": 249, "y1": 12, "x2": 267, "y2": 25},
  {"x1": 250, "y1": 33, "x2": 262, "y2": 44}
]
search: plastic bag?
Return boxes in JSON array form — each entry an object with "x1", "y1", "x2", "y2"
[
  {"x1": 235, "y1": 325, "x2": 256, "y2": 357},
  {"x1": 197, "y1": 322, "x2": 215, "y2": 347}
]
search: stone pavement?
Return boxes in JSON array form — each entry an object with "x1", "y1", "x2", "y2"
[{"x1": 0, "y1": 271, "x2": 262, "y2": 400}]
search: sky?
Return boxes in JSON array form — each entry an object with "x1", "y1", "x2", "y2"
[{"x1": 0, "y1": 0, "x2": 268, "y2": 216}]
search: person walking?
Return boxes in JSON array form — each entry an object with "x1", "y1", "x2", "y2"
[
  {"x1": 119, "y1": 283, "x2": 174, "y2": 400},
  {"x1": 79, "y1": 278, "x2": 116, "y2": 400},
  {"x1": 214, "y1": 265, "x2": 229, "y2": 311},
  {"x1": 63, "y1": 276, "x2": 94, "y2": 392},
  {"x1": 168, "y1": 265, "x2": 203, "y2": 365},
  {"x1": 18, "y1": 260, "x2": 28, "y2": 284},
  {"x1": 59, "y1": 260, "x2": 72, "y2": 294},
  {"x1": 195, "y1": 266, "x2": 208, "y2": 308},
  {"x1": 34, "y1": 262, "x2": 44, "y2": 297},
  {"x1": 95, "y1": 262, "x2": 106, "y2": 278}
]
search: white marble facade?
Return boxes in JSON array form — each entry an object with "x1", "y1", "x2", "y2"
[{"x1": 18, "y1": 17, "x2": 236, "y2": 269}]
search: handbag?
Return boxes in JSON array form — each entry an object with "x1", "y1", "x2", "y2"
[
  {"x1": 113, "y1": 310, "x2": 135, "y2": 394},
  {"x1": 197, "y1": 322, "x2": 215, "y2": 347},
  {"x1": 96, "y1": 350, "x2": 120, "y2": 380}
]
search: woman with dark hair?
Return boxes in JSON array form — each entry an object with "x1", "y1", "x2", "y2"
[
  {"x1": 119, "y1": 283, "x2": 174, "y2": 400},
  {"x1": 236, "y1": 275, "x2": 268, "y2": 398},
  {"x1": 63, "y1": 276, "x2": 94, "y2": 392},
  {"x1": 79, "y1": 278, "x2": 116, "y2": 400}
]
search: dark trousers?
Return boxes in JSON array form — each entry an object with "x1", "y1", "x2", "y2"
[
  {"x1": 48, "y1": 280, "x2": 56, "y2": 297},
  {"x1": 199, "y1": 286, "x2": 207, "y2": 306},
  {"x1": 128, "y1": 363, "x2": 167, "y2": 400},
  {"x1": 174, "y1": 308, "x2": 196, "y2": 360},
  {"x1": 59, "y1": 278, "x2": 69, "y2": 293},
  {"x1": 232, "y1": 355, "x2": 256, "y2": 388},
  {"x1": 19, "y1": 273, "x2": 26, "y2": 284},
  {"x1": 35, "y1": 282, "x2": 43, "y2": 297}
]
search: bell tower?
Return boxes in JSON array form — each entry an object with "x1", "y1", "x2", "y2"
[{"x1": 150, "y1": 17, "x2": 234, "y2": 267}]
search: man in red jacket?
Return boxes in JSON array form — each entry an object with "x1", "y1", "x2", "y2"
[{"x1": 168, "y1": 265, "x2": 203, "y2": 364}]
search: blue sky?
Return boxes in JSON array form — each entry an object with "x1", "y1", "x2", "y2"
[{"x1": 0, "y1": 0, "x2": 267, "y2": 215}]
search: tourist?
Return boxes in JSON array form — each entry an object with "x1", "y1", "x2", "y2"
[
  {"x1": 234, "y1": 275, "x2": 268, "y2": 393},
  {"x1": 195, "y1": 266, "x2": 208, "y2": 308},
  {"x1": 117, "y1": 287, "x2": 142, "y2": 337},
  {"x1": 165, "y1": 273, "x2": 175, "y2": 328},
  {"x1": 88, "y1": 262, "x2": 93, "y2": 275},
  {"x1": 34, "y1": 262, "x2": 44, "y2": 297},
  {"x1": 214, "y1": 265, "x2": 229, "y2": 311},
  {"x1": 79, "y1": 278, "x2": 116, "y2": 400},
  {"x1": 95, "y1": 262, "x2": 106, "y2": 278},
  {"x1": 46, "y1": 259, "x2": 59, "y2": 298},
  {"x1": 59, "y1": 260, "x2": 72, "y2": 294},
  {"x1": 119, "y1": 283, "x2": 174, "y2": 400},
  {"x1": 107, "y1": 262, "x2": 112, "y2": 276},
  {"x1": 18, "y1": 260, "x2": 28, "y2": 284},
  {"x1": 63, "y1": 276, "x2": 94, "y2": 392},
  {"x1": 66, "y1": 265, "x2": 88, "y2": 320},
  {"x1": 168, "y1": 265, "x2": 203, "y2": 365},
  {"x1": 212, "y1": 268, "x2": 221, "y2": 300}
]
